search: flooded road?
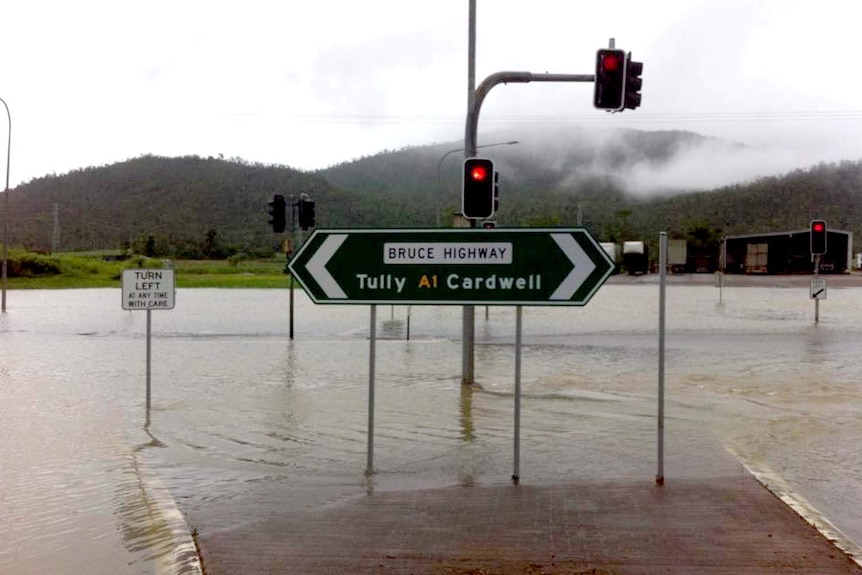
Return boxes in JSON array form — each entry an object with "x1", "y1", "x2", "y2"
[{"x1": 2, "y1": 279, "x2": 862, "y2": 572}]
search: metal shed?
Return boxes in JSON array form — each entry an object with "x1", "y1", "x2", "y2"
[{"x1": 723, "y1": 229, "x2": 852, "y2": 274}]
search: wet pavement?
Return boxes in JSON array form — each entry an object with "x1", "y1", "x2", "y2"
[{"x1": 190, "y1": 438, "x2": 862, "y2": 575}]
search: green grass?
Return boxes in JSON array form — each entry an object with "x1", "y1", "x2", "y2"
[{"x1": 4, "y1": 251, "x2": 295, "y2": 289}]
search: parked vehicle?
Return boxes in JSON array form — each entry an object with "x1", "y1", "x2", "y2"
[
  {"x1": 623, "y1": 241, "x2": 648, "y2": 275},
  {"x1": 600, "y1": 242, "x2": 621, "y2": 275},
  {"x1": 668, "y1": 239, "x2": 687, "y2": 273}
]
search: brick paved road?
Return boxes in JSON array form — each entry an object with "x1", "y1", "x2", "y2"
[{"x1": 193, "y1": 473, "x2": 862, "y2": 574}]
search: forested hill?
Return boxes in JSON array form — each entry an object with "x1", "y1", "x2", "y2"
[
  {"x1": 635, "y1": 161, "x2": 862, "y2": 241},
  {"x1": 5, "y1": 130, "x2": 862, "y2": 257},
  {"x1": 5, "y1": 155, "x2": 372, "y2": 257}
]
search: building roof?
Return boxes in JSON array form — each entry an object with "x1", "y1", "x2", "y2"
[{"x1": 724, "y1": 228, "x2": 851, "y2": 241}]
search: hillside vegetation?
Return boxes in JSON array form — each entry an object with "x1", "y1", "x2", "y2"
[
  {"x1": 4, "y1": 129, "x2": 862, "y2": 263},
  {"x1": 5, "y1": 155, "x2": 370, "y2": 257}
]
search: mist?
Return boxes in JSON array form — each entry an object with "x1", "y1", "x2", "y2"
[
  {"x1": 622, "y1": 139, "x2": 823, "y2": 196},
  {"x1": 485, "y1": 123, "x2": 862, "y2": 198}
]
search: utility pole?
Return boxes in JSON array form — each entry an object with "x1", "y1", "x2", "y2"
[
  {"x1": 459, "y1": 31, "x2": 641, "y2": 384},
  {"x1": 462, "y1": 0, "x2": 478, "y2": 385},
  {"x1": 461, "y1": 54, "x2": 594, "y2": 387}
]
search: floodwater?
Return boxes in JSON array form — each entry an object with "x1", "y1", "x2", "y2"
[{"x1": 2, "y1": 279, "x2": 862, "y2": 573}]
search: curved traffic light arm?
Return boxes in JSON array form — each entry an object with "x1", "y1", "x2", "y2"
[{"x1": 465, "y1": 71, "x2": 594, "y2": 156}]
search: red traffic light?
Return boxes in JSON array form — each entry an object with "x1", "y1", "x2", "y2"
[
  {"x1": 462, "y1": 158, "x2": 495, "y2": 219},
  {"x1": 810, "y1": 219, "x2": 827, "y2": 255},
  {"x1": 602, "y1": 54, "x2": 621, "y2": 72},
  {"x1": 594, "y1": 49, "x2": 626, "y2": 110},
  {"x1": 470, "y1": 165, "x2": 489, "y2": 181}
]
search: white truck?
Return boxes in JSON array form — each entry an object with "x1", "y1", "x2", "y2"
[
  {"x1": 599, "y1": 242, "x2": 622, "y2": 275},
  {"x1": 623, "y1": 241, "x2": 648, "y2": 275}
]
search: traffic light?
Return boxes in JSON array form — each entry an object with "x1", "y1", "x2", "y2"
[
  {"x1": 482, "y1": 221, "x2": 496, "y2": 229},
  {"x1": 594, "y1": 49, "x2": 626, "y2": 111},
  {"x1": 810, "y1": 219, "x2": 827, "y2": 255},
  {"x1": 268, "y1": 194, "x2": 286, "y2": 233},
  {"x1": 462, "y1": 158, "x2": 495, "y2": 219},
  {"x1": 298, "y1": 194, "x2": 316, "y2": 231},
  {"x1": 624, "y1": 53, "x2": 643, "y2": 110}
]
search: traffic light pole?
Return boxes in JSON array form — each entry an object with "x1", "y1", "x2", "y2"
[
  {"x1": 461, "y1": 70, "x2": 593, "y2": 385},
  {"x1": 815, "y1": 254, "x2": 820, "y2": 324},
  {"x1": 462, "y1": 1, "x2": 477, "y2": 387},
  {"x1": 288, "y1": 240, "x2": 295, "y2": 340},
  {"x1": 465, "y1": 72, "x2": 593, "y2": 155},
  {"x1": 809, "y1": 220, "x2": 826, "y2": 325},
  {"x1": 291, "y1": 220, "x2": 305, "y2": 340}
]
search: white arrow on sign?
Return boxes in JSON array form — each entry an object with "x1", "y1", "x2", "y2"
[
  {"x1": 307, "y1": 234, "x2": 348, "y2": 298},
  {"x1": 549, "y1": 233, "x2": 596, "y2": 300}
]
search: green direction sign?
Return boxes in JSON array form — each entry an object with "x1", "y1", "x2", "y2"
[{"x1": 288, "y1": 228, "x2": 614, "y2": 306}]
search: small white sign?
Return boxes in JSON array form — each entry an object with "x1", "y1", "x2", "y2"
[
  {"x1": 122, "y1": 269, "x2": 176, "y2": 310},
  {"x1": 810, "y1": 278, "x2": 827, "y2": 300},
  {"x1": 383, "y1": 242, "x2": 513, "y2": 264}
]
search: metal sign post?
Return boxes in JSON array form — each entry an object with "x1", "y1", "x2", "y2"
[
  {"x1": 811, "y1": 255, "x2": 826, "y2": 324},
  {"x1": 513, "y1": 305, "x2": 523, "y2": 484},
  {"x1": 366, "y1": 305, "x2": 377, "y2": 476},
  {"x1": 657, "y1": 232, "x2": 667, "y2": 486},
  {"x1": 146, "y1": 309, "x2": 152, "y2": 410}
]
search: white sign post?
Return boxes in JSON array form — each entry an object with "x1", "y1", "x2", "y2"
[{"x1": 122, "y1": 269, "x2": 176, "y2": 416}]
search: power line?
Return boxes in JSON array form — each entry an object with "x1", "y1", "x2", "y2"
[{"x1": 224, "y1": 110, "x2": 862, "y2": 125}]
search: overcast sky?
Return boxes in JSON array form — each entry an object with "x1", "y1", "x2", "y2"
[{"x1": 1, "y1": 0, "x2": 861, "y2": 188}]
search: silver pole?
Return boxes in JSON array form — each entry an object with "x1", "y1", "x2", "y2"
[
  {"x1": 513, "y1": 305, "x2": 522, "y2": 484},
  {"x1": 720, "y1": 238, "x2": 726, "y2": 304},
  {"x1": 292, "y1": 227, "x2": 304, "y2": 339},
  {"x1": 367, "y1": 305, "x2": 377, "y2": 475},
  {"x1": 288, "y1": 228, "x2": 295, "y2": 340},
  {"x1": 289, "y1": 270, "x2": 295, "y2": 339},
  {"x1": 467, "y1": 0, "x2": 476, "y2": 126},
  {"x1": 462, "y1": 0, "x2": 478, "y2": 386},
  {"x1": 1, "y1": 97, "x2": 10, "y2": 313},
  {"x1": 462, "y1": 305, "x2": 475, "y2": 384},
  {"x1": 146, "y1": 309, "x2": 152, "y2": 411},
  {"x1": 657, "y1": 232, "x2": 667, "y2": 485},
  {"x1": 815, "y1": 254, "x2": 820, "y2": 324}
]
